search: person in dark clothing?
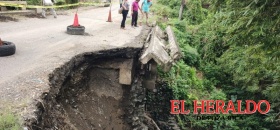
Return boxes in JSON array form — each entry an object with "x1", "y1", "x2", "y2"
[
  {"x1": 121, "y1": 0, "x2": 130, "y2": 29},
  {"x1": 131, "y1": 0, "x2": 142, "y2": 27}
]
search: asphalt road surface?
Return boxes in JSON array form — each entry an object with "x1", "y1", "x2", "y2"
[{"x1": 0, "y1": 3, "x2": 143, "y2": 116}]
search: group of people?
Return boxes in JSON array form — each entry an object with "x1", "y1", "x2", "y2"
[
  {"x1": 120, "y1": 0, "x2": 153, "y2": 30},
  {"x1": 41, "y1": 0, "x2": 153, "y2": 30}
]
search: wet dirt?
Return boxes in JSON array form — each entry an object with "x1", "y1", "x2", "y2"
[
  {"x1": 24, "y1": 14, "x2": 46, "y2": 19},
  {"x1": 1, "y1": 3, "x2": 154, "y2": 130},
  {"x1": 0, "y1": 15, "x2": 19, "y2": 22},
  {"x1": 57, "y1": 68, "x2": 131, "y2": 130},
  {"x1": 28, "y1": 48, "x2": 142, "y2": 130}
]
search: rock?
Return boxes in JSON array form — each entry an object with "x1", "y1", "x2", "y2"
[{"x1": 133, "y1": 116, "x2": 139, "y2": 121}]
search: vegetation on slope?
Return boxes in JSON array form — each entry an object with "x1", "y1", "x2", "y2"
[{"x1": 153, "y1": 0, "x2": 280, "y2": 129}]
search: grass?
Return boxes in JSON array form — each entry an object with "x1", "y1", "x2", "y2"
[
  {"x1": 122, "y1": 11, "x2": 157, "y2": 27},
  {"x1": 0, "y1": 111, "x2": 22, "y2": 130}
]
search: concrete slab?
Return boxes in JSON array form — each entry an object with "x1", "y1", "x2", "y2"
[
  {"x1": 166, "y1": 26, "x2": 183, "y2": 61},
  {"x1": 155, "y1": 25, "x2": 165, "y2": 39},
  {"x1": 140, "y1": 28, "x2": 172, "y2": 72},
  {"x1": 140, "y1": 37, "x2": 171, "y2": 65}
]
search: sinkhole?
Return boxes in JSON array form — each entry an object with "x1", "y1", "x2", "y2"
[{"x1": 28, "y1": 48, "x2": 144, "y2": 130}]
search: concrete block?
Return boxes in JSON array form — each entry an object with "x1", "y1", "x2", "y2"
[
  {"x1": 118, "y1": 59, "x2": 134, "y2": 85},
  {"x1": 166, "y1": 26, "x2": 183, "y2": 61},
  {"x1": 139, "y1": 30, "x2": 172, "y2": 72},
  {"x1": 155, "y1": 25, "x2": 165, "y2": 39},
  {"x1": 119, "y1": 68, "x2": 132, "y2": 85},
  {"x1": 1, "y1": 7, "x2": 8, "y2": 11},
  {"x1": 21, "y1": 6, "x2": 26, "y2": 10},
  {"x1": 92, "y1": 58, "x2": 134, "y2": 85},
  {"x1": 35, "y1": 8, "x2": 42, "y2": 14}
]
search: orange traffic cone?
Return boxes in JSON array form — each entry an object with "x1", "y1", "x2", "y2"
[
  {"x1": 73, "y1": 13, "x2": 80, "y2": 27},
  {"x1": 106, "y1": 3, "x2": 112, "y2": 22}
]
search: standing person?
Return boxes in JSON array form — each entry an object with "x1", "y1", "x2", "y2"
[
  {"x1": 121, "y1": 0, "x2": 130, "y2": 30},
  {"x1": 131, "y1": 0, "x2": 142, "y2": 27},
  {"x1": 141, "y1": 0, "x2": 152, "y2": 26},
  {"x1": 42, "y1": 0, "x2": 57, "y2": 18}
]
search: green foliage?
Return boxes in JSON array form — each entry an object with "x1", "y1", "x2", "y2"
[
  {"x1": 157, "y1": 0, "x2": 180, "y2": 9},
  {"x1": 185, "y1": 0, "x2": 208, "y2": 24},
  {"x1": 151, "y1": 4, "x2": 173, "y2": 18},
  {"x1": 211, "y1": 1, "x2": 280, "y2": 127},
  {"x1": 27, "y1": 0, "x2": 41, "y2": 5},
  {"x1": 55, "y1": 0, "x2": 66, "y2": 5},
  {"x1": 65, "y1": 0, "x2": 79, "y2": 4},
  {"x1": 181, "y1": 44, "x2": 200, "y2": 67},
  {"x1": 159, "y1": 60, "x2": 205, "y2": 100},
  {"x1": 0, "y1": 112, "x2": 21, "y2": 130},
  {"x1": 155, "y1": 0, "x2": 279, "y2": 129},
  {"x1": 212, "y1": 0, "x2": 280, "y2": 60}
]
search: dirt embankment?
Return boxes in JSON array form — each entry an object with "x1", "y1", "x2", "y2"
[
  {"x1": 23, "y1": 26, "x2": 154, "y2": 130},
  {"x1": 25, "y1": 48, "x2": 141, "y2": 130},
  {"x1": 22, "y1": 24, "x2": 180, "y2": 130}
]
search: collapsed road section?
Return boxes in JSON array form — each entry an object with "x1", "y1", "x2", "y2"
[
  {"x1": 24, "y1": 25, "x2": 182, "y2": 130},
  {"x1": 28, "y1": 48, "x2": 141, "y2": 130}
]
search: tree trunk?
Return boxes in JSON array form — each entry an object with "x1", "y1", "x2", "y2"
[
  {"x1": 0, "y1": 38, "x2": 3, "y2": 46},
  {"x1": 179, "y1": 0, "x2": 186, "y2": 20}
]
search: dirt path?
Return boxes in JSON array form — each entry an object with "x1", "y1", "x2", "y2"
[{"x1": 0, "y1": 2, "x2": 144, "y2": 118}]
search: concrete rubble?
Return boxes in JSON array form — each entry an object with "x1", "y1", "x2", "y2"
[
  {"x1": 139, "y1": 25, "x2": 182, "y2": 73},
  {"x1": 93, "y1": 58, "x2": 134, "y2": 85},
  {"x1": 129, "y1": 25, "x2": 183, "y2": 130},
  {"x1": 139, "y1": 25, "x2": 182, "y2": 92},
  {"x1": 166, "y1": 26, "x2": 183, "y2": 61}
]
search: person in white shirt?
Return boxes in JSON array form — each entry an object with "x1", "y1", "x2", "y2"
[{"x1": 42, "y1": 0, "x2": 57, "y2": 18}]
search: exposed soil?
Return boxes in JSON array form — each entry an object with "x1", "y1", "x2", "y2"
[
  {"x1": 1, "y1": 3, "x2": 157, "y2": 130},
  {"x1": 21, "y1": 23, "x2": 180, "y2": 130},
  {"x1": 57, "y1": 68, "x2": 131, "y2": 130},
  {"x1": 24, "y1": 14, "x2": 46, "y2": 19},
  {"x1": 145, "y1": 82, "x2": 181, "y2": 130},
  {"x1": 27, "y1": 48, "x2": 141, "y2": 130},
  {"x1": 0, "y1": 15, "x2": 19, "y2": 22}
]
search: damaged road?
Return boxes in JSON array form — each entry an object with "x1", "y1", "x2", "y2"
[
  {"x1": 0, "y1": 4, "x2": 147, "y2": 128},
  {"x1": 0, "y1": 1, "x2": 183, "y2": 129}
]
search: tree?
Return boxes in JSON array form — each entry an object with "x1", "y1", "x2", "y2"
[
  {"x1": 155, "y1": 0, "x2": 280, "y2": 129},
  {"x1": 178, "y1": 0, "x2": 186, "y2": 20}
]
